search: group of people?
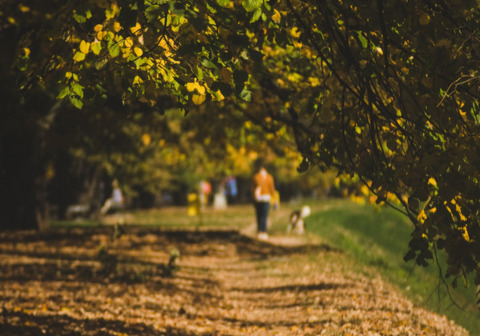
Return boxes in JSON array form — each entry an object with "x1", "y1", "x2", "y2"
[
  {"x1": 198, "y1": 175, "x2": 238, "y2": 210},
  {"x1": 99, "y1": 160, "x2": 277, "y2": 241}
]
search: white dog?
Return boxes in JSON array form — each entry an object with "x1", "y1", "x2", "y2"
[{"x1": 288, "y1": 205, "x2": 311, "y2": 234}]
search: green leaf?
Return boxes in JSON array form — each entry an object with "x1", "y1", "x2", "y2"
[
  {"x1": 201, "y1": 59, "x2": 217, "y2": 69},
  {"x1": 73, "y1": 51, "x2": 86, "y2": 62},
  {"x1": 108, "y1": 41, "x2": 120, "y2": 58},
  {"x1": 196, "y1": 67, "x2": 204, "y2": 81},
  {"x1": 240, "y1": 87, "x2": 251, "y2": 102},
  {"x1": 73, "y1": 12, "x2": 86, "y2": 23},
  {"x1": 206, "y1": 3, "x2": 217, "y2": 13},
  {"x1": 71, "y1": 83, "x2": 84, "y2": 98},
  {"x1": 69, "y1": 95, "x2": 83, "y2": 109},
  {"x1": 95, "y1": 58, "x2": 108, "y2": 70},
  {"x1": 250, "y1": 8, "x2": 262, "y2": 23},
  {"x1": 145, "y1": 5, "x2": 163, "y2": 22},
  {"x1": 216, "y1": 0, "x2": 231, "y2": 7},
  {"x1": 356, "y1": 31, "x2": 368, "y2": 49},
  {"x1": 242, "y1": 0, "x2": 262, "y2": 12},
  {"x1": 57, "y1": 86, "x2": 70, "y2": 99},
  {"x1": 73, "y1": 6, "x2": 92, "y2": 23},
  {"x1": 91, "y1": 42, "x2": 102, "y2": 55}
]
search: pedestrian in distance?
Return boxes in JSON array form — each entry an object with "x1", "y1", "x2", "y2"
[
  {"x1": 100, "y1": 179, "x2": 124, "y2": 215},
  {"x1": 251, "y1": 160, "x2": 276, "y2": 240}
]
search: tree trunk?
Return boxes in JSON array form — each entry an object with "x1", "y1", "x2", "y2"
[{"x1": 0, "y1": 111, "x2": 38, "y2": 230}]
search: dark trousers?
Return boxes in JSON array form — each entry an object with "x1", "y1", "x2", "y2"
[{"x1": 254, "y1": 201, "x2": 270, "y2": 233}]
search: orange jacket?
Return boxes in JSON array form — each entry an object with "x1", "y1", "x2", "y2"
[{"x1": 251, "y1": 170, "x2": 275, "y2": 200}]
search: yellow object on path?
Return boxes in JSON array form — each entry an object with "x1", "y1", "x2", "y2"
[{"x1": 187, "y1": 193, "x2": 200, "y2": 217}]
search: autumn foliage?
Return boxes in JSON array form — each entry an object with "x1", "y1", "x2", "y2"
[{"x1": 3, "y1": 0, "x2": 480, "y2": 287}]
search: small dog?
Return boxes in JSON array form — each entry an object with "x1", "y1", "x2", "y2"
[{"x1": 288, "y1": 205, "x2": 311, "y2": 234}]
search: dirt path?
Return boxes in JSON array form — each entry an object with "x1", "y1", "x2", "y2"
[{"x1": 0, "y1": 227, "x2": 469, "y2": 335}]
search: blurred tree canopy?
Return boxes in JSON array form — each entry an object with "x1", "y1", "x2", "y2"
[{"x1": 2, "y1": 0, "x2": 480, "y2": 285}]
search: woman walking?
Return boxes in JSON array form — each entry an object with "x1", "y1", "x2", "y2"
[{"x1": 251, "y1": 161, "x2": 276, "y2": 240}]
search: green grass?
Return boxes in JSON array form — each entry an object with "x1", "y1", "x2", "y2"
[
  {"x1": 49, "y1": 205, "x2": 257, "y2": 230},
  {"x1": 50, "y1": 219, "x2": 101, "y2": 228},
  {"x1": 306, "y1": 198, "x2": 480, "y2": 335}
]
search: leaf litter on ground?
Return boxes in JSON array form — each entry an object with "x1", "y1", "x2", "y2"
[{"x1": 0, "y1": 225, "x2": 469, "y2": 335}]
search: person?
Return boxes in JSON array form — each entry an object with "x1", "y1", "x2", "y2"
[
  {"x1": 225, "y1": 175, "x2": 238, "y2": 205},
  {"x1": 198, "y1": 180, "x2": 211, "y2": 210},
  {"x1": 251, "y1": 161, "x2": 276, "y2": 240},
  {"x1": 101, "y1": 179, "x2": 124, "y2": 215}
]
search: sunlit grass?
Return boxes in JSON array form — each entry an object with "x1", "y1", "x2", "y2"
[
  {"x1": 50, "y1": 204, "x2": 260, "y2": 230},
  {"x1": 305, "y1": 198, "x2": 479, "y2": 335},
  {"x1": 126, "y1": 204, "x2": 258, "y2": 229}
]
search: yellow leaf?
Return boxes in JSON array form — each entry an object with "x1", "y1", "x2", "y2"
[
  {"x1": 106, "y1": 3, "x2": 119, "y2": 19},
  {"x1": 133, "y1": 75, "x2": 143, "y2": 85},
  {"x1": 113, "y1": 21, "x2": 122, "y2": 32},
  {"x1": 130, "y1": 22, "x2": 141, "y2": 35},
  {"x1": 272, "y1": 9, "x2": 281, "y2": 23},
  {"x1": 428, "y1": 177, "x2": 437, "y2": 187},
  {"x1": 97, "y1": 30, "x2": 107, "y2": 40},
  {"x1": 141, "y1": 133, "x2": 151, "y2": 146},
  {"x1": 360, "y1": 184, "x2": 370, "y2": 196},
  {"x1": 19, "y1": 5, "x2": 30, "y2": 12},
  {"x1": 94, "y1": 24, "x2": 103, "y2": 32},
  {"x1": 23, "y1": 48, "x2": 30, "y2": 56},
  {"x1": 290, "y1": 27, "x2": 301, "y2": 38},
  {"x1": 158, "y1": 38, "x2": 170, "y2": 50},
  {"x1": 79, "y1": 40, "x2": 91, "y2": 54},
  {"x1": 212, "y1": 90, "x2": 224, "y2": 101},
  {"x1": 73, "y1": 51, "x2": 85, "y2": 62},
  {"x1": 186, "y1": 82, "x2": 197, "y2": 92},
  {"x1": 124, "y1": 37, "x2": 134, "y2": 48},
  {"x1": 122, "y1": 48, "x2": 131, "y2": 58},
  {"x1": 134, "y1": 47, "x2": 143, "y2": 57},
  {"x1": 455, "y1": 203, "x2": 467, "y2": 221},
  {"x1": 309, "y1": 77, "x2": 320, "y2": 86},
  {"x1": 196, "y1": 85, "x2": 206, "y2": 95},
  {"x1": 417, "y1": 209, "x2": 427, "y2": 224},
  {"x1": 459, "y1": 226, "x2": 470, "y2": 242},
  {"x1": 192, "y1": 93, "x2": 206, "y2": 105}
]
